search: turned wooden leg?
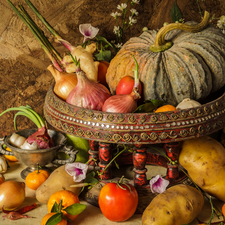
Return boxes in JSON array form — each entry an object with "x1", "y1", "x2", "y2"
[
  {"x1": 164, "y1": 142, "x2": 180, "y2": 180},
  {"x1": 88, "y1": 140, "x2": 99, "y2": 166},
  {"x1": 98, "y1": 142, "x2": 112, "y2": 180},
  {"x1": 133, "y1": 144, "x2": 148, "y2": 187}
]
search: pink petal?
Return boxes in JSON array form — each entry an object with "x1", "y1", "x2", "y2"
[
  {"x1": 150, "y1": 175, "x2": 170, "y2": 194},
  {"x1": 79, "y1": 24, "x2": 99, "y2": 42},
  {"x1": 65, "y1": 162, "x2": 88, "y2": 182}
]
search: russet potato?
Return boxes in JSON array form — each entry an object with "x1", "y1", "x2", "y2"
[
  {"x1": 142, "y1": 184, "x2": 204, "y2": 225},
  {"x1": 36, "y1": 165, "x2": 82, "y2": 203},
  {"x1": 179, "y1": 136, "x2": 225, "y2": 202}
]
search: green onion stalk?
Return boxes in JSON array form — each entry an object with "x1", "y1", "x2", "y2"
[
  {"x1": 0, "y1": 105, "x2": 54, "y2": 149},
  {"x1": 7, "y1": 0, "x2": 67, "y2": 72}
]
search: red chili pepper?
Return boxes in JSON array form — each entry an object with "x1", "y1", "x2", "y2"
[{"x1": 2, "y1": 203, "x2": 37, "y2": 214}]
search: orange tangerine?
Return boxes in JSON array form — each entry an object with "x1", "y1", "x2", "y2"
[
  {"x1": 41, "y1": 213, "x2": 67, "y2": 225},
  {"x1": 154, "y1": 104, "x2": 176, "y2": 113}
]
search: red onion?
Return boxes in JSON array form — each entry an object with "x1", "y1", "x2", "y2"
[
  {"x1": 66, "y1": 69, "x2": 111, "y2": 111},
  {"x1": 102, "y1": 55, "x2": 141, "y2": 113}
]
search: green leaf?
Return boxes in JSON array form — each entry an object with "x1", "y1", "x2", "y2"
[
  {"x1": 95, "y1": 35, "x2": 114, "y2": 48},
  {"x1": 151, "y1": 99, "x2": 165, "y2": 108},
  {"x1": 65, "y1": 134, "x2": 90, "y2": 151},
  {"x1": 170, "y1": 1, "x2": 182, "y2": 22},
  {"x1": 64, "y1": 203, "x2": 86, "y2": 215},
  {"x1": 46, "y1": 213, "x2": 63, "y2": 225},
  {"x1": 51, "y1": 201, "x2": 59, "y2": 213},
  {"x1": 95, "y1": 50, "x2": 111, "y2": 62},
  {"x1": 134, "y1": 100, "x2": 164, "y2": 113}
]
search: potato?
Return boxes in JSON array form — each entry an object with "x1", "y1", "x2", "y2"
[
  {"x1": 179, "y1": 136, "x2": 225, "y2": 202},
  {"x1": 142, "y1": 184, "x2": 204, "y2": 225},
  {"x1": 36, "y1": 165, "x2": 82, "y2": 203}
]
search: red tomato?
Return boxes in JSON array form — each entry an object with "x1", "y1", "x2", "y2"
[
  {"x1": 98, "y1": 61, "x2": 109, "y2": 87},
  {"x1": 116, "y1": 76, "x2": 142, "y2": 95},
  {"x1": 98, "y1": 182, "x2": 138, "y2": 222}
]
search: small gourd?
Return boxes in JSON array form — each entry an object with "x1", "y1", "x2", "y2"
[
  {"x1": 0, "y1": 155, "x2": 8, "y2": 174},
  {"x1": 106, "y1": 11, "x2": 225, "y2": 105}
]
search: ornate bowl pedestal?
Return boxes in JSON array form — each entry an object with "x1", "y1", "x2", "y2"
[{"x1": 44, "y1": 84, "x2": 225, "y2": 212}]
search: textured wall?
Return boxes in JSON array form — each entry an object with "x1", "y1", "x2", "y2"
[{"x1": 0, "y1": 0, "x2": 224, "y2": 136}]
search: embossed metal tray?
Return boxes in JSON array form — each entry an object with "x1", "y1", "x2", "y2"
[{"x1": 44, "y1": 84, "x2": 225, "y2": 144}]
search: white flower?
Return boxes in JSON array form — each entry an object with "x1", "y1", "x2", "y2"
[
  {"x1": 113, "y1": 26, "x2": 120, "y2": 35},
  {"x1": 111, "y1": 12, "x2": 122, "y2": 18},
  {"x1": 150, "y1": 175, "x2": 170, "y2": 194},
  {"x1": 132, "y1": 0, "x2": 140, "y2": 4},
  {"x1": 115, "y1": 43, "x2": 123, "y2": 48},
  {"x1": 79, "y1": 24, "x2": 99, "y2": 43},
  {"x1": 129, "y1": 16, "x2": 137, "y2": 25},
  {"x1": 117, "y1": 3, "x2": 127, "y2": 11},
  {"x1": 65, "y1": 162, "x2": 88, "y2": 182},
  {"x1": 130, "y1": 8, "x2": 139, "y2": 16},
  {"x1": 217, "y1": 16, "x2": 225, "y2": 31}
]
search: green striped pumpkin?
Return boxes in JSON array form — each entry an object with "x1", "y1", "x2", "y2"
[{"x1": 106, "y1": 12, "x2": 225, "y2": 106}]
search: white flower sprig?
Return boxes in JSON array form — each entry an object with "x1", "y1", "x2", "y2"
[
  {"x1": 217, "y1": 15, "x2": 225, "y2": 34},
  {"x1": 111, "y1": 0, "x2": 140, "y2": 50}
]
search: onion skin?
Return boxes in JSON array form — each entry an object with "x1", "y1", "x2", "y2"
[
  {"x1": 102, "y1": 92, "x2": 138, "y2": 113},
  {"x1": 0, "y1": 181, "x2": 25, "y2": 211},
  {"x1": 66, "y1": 70, "x2": 111, "y2": 111},
  {"x1": 47, "y1": 65, "x2": 77, "y2": 100}
]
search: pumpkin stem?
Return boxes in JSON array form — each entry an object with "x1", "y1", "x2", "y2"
[{"x1": 150, "y1": 11, "x2": 210, "y2": 52}]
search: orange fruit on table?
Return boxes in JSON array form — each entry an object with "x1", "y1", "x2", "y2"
[
  {"x1": 25, "y1": 167, "x2": 50, "y2": 190},
  {"x1": 41, "y1": 212, "x2": 67, "y2": 225},
  {"x1": 154, "y1": 104, "x2": 176, "y2": 113},
  {"x1": 47, "y1": 190, "x2": 80, "y2": 221},
  {"x1": 4, "y1": 147, "x2": 18, "y2": 162}
]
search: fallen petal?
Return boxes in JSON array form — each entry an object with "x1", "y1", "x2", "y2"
[{"x1": 150, "y1": 175, "x2": 170, "y2": 194}]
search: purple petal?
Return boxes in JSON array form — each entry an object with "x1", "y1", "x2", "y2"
[
  {"x1": 150, "y1": 175, "x2": 170, "y2": 194},
  {"x1": 65, "y1": 162, "x2": 88, "y2": 182},
  {"x1": 79, "y1": 24, "x2": 99, "y2": 42}
]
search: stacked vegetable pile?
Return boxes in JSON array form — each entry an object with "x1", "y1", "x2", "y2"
[{"x1": 7, "y1": 0, "x2": 215, "y2": 114}]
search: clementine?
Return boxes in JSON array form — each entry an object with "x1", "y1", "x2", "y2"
[
  {"x1": 25, "y1": 166, "x2": 50, "y2": 190},
  {"x1": 41, "y1": 213, "x2": 67, "y2": 225},
  {"x1": 154, "y1": 104, "x2": 176, "y2": 113},
  {"x1": 4, "y1": 147, "x2": 18, "y2": 162},
  {"x1": 47, "y1": 190, "x2": 80, "y2": 221}
]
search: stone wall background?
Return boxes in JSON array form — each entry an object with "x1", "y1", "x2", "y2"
[{"x1": 0, "y1": 0, "x2": 225, "y2": 136}]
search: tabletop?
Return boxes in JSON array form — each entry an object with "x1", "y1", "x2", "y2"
[{"x1": 0, "y1": 161, "x2": 224, "y2": 225}]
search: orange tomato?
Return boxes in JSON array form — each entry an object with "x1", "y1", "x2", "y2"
[
  {"x1": 41, "y1": 213, "x2": 67, "y2": 225},
  {"x1": 47, "y1": 190, "x2": 80, "y2": 221},
  {"x1": 98, "y1": 60, "x2": 109, "y2": 87},
  {"x1": 5, "y1": 147, "x2": 18, "y2": 162},
  {"x1": 0, "y1": 174, "x2": 5, "y2": 185},
  {"x1": 154, "y1": 104, "x2": 176, "y2": 113},
  {"x1": 25, "y1": 169, "x2": 50, "y2": 190}
]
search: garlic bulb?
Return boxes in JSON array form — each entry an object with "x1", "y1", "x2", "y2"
[
  {"x1": 176, "y1": 98, "x2": 201, "y2": 110},
  {"x1": 9, "y1": 133, "x2": 26, "y2": 148},
  {"x1": 20, "y1": 140, "x2": 39, "y2": 150},
  {"x1": 0, "y1": 155, "x2": 8, "y2": 174}
]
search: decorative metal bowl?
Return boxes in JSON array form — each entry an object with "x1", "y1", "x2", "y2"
[
  {"x1": 0, "y1": 129, "x2": 77, "y2": 179},
  {"x1": 44, "y1": 84, "x2": 225, "y2": 144}
]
